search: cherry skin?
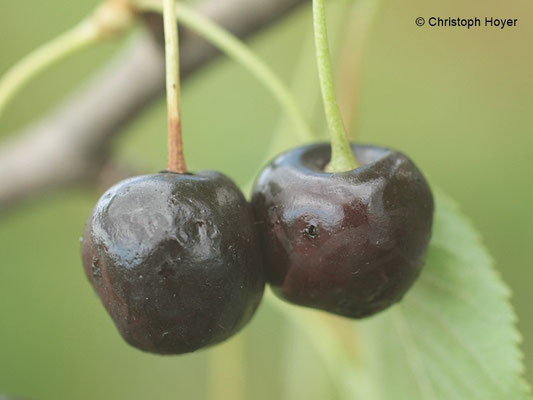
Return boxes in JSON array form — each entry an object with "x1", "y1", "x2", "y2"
[
  {"x1": 81, "y1": 171, "x2": 264, "y2": 354},
  {"x1": 251, "y1": 143, "x2": 434, "y2": 318}
]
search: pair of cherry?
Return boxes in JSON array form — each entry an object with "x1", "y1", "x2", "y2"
[{"x1": 81, "y1": 142, "x2": 433, "y2": 354}]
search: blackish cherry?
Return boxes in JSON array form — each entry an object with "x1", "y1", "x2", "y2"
[
  {"x1": 252, "y1": 143, "x2": 433, "y2": 318},
  {"x1": 81, "y1": 171, "x2": 264, "y2": 354}
]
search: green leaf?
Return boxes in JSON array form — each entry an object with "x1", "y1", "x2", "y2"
[{"x1": 347, "y1": 189, "x2": 531, "y2": 400}]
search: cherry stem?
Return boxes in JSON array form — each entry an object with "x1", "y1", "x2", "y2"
[
  {"x1": 163, "y1": 0, "x2": 187, "y2": 173},
  {"x1": 0, "y1": 1, "x2": 133, "y2": 120},
  {"x1": 313, "y1": 0, "x2": 358, "y2": 172}
]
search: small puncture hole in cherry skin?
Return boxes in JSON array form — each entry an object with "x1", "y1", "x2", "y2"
[{"x1": 305, "y1": 223, "x2": 319, "y2": 239}]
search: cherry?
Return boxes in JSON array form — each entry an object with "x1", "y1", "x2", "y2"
[
  {"x1": 251, "y1": 143, "x2": 433, "y2": 318},
  {"x1": 81, "y1": 171, "x2": 264, "y2": 354}
]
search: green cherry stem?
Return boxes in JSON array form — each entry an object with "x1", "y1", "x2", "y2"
[
  {"x1": 135, "y1": 0, "x2": 315, "y2": 142},
  {"x1": 163, "y1": 0, "x2": 187, "y2": 173},
  {"x1": 0, "y1": 22, "x2": 98, "y2": 120},
  {"x1": 0, "y1": 1, "x2": 133, "y2": 120},
  {"x1": 313, "y1": 0, "x2": 358, "y2": 172}
]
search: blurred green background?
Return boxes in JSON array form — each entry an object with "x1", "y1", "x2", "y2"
[{"x1": 1, "y1": 0, "x2": 532, "y2": 399}]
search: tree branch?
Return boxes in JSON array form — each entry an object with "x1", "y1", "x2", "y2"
[{"x1": 0, "y1": 0, "x2": 307, "y2": 210}]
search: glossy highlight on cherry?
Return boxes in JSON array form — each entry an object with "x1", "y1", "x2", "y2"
[
  {"x1": 252, "y1": 143, "x2": 434, "y2": 318},
  {"x1": 81, "y1": 171, "x2": 265, "y2": 354}
]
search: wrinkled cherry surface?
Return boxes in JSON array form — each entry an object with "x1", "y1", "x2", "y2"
[
  {"x1": 252, "y1": 143, "x2": 434, "y2": 318},
  {"x1": 82, "y1": 171, "x2": 264, "y2": 354}
]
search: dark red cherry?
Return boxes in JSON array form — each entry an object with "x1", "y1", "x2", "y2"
[
  {"x1": 81, "y1": 171, "x2": 264, "y2": 354},
  {"x1": 251, "y1": 143, "x2": 433, "y2": 318}
]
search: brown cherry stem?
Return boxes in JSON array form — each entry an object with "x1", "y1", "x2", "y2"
[{"x1": 163, "y1": 0, "x2": 187, "y2": 173}]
